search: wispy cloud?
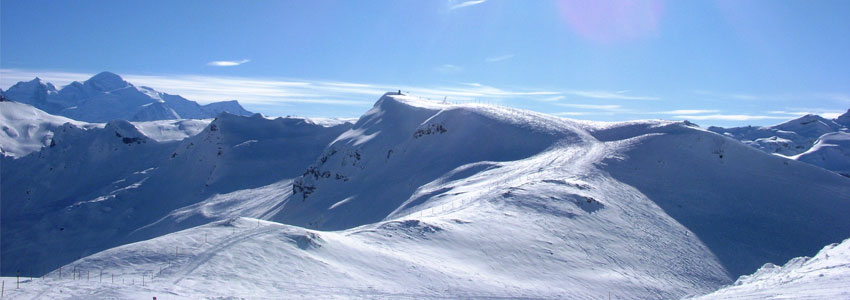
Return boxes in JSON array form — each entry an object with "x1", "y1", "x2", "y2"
[
  {"x1": 563, "y1": 90, "x2": 660, "y2": 101},
  {"x1": 672, "y1": 114, "x2": 788, "y2": 121},
  {"x1": 485, "y1": 54, "x2": 515, "y2": 63},
  {"x1": 658, "y1": 109, "x2": 720, "y2": 115},
  {"x1": 206, "y1": 59, "x2": 251, "y2": 67},
  {"x1": 694, "y1": 90, "x2": 850, "y2": 104},
  {"x1": 450, "y1": 0, "x2": 486, "y2": 10},
  {"x1": 434, "y1": 64, "x2": 463, "y2": 73},
  {"x1": 556, "y1": 103, "x2": 622, "y2": 111},
  {"x1": 540, "y1": 95, "x2": 565, "y2": 102},
  {"x1": 554, "y1": 112, "x2": 594, "y2": 116}
]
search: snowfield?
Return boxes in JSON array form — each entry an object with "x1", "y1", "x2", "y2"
[
  {"x1": 692, "y1": 238, "x2": 850, "y2": 300},
  {"x1": 1, "y1": 93, "x2": 849, "y2": 299}
]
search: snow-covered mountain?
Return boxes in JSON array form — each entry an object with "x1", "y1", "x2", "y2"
[
  {"x1": 708, "y1": 110, "x2": 850, "y2": 176},
  {"x1": 2, "y1": 93, "x2": 849, "y2": 299},
  {"x1": 1, "y1": 72, "x2": 253, "y2": 122},
  {"x1": 0, "y1": 100, "x2": 99, "y2": 157},
  {"x1": 0, "y1": 100, "x2": 211, "y2": 158},
  {"x1": 0, "y1": 110, "x2": 353, "y2": 277},
  {"x1": 708, "y1": 113, "x2": 847, "y2": 156},
  {"x1": 692, "y1": 237, "x2": 850, "y2": 300}
]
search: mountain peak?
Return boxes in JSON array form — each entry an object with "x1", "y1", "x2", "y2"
[
  {"x1": 84, "y1": 71, "x2": 130, "y2": 91},
  {"x1": 835, "y1": 109, "x2": 850, "y2": 127}
]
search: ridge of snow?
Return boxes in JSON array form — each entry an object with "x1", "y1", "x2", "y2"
[
  {"x1": 692, "y1": 238, "x2": 850, "y2": 299},
  {"x1": 2, "y1": 72, "x2": 254, "y2": 122}
]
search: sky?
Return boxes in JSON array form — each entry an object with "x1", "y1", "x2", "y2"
[{"x1": 1, "y1": 0, "x2": 849, "y2": 127}]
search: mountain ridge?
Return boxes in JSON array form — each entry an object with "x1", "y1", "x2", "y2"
[{"x1": 1, "y1": 71, "x2": 253, "y2": 122}]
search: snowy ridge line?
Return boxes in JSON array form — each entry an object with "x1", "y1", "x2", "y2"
[{"x1": 3, "y1": 92, "x2": 850, "y2": 299}]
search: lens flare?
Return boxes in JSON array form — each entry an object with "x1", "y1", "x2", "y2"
[{"x1": 557, "y1": 0, "x2": 664, "y2": 44}]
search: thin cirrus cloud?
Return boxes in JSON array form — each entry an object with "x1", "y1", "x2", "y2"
[
  {"x1": 563, "y1": 90, "x2": 660, "y2": 101},
  {"x1": 658, "y1": 109, "x2": 720, "y2": 115},
  {"x1": 485, "y1": 54, "x2": 515, "y2": 63},
  {"x1": 449, "y1": 0, "x2": 486, "y2": 10},
  {"x1": 672, "y1": 114, "x2": 789, "y2": 121},
  {"x1": 206, "y1": 59, "x2": 251, "y2": 67},
  {"x1": 556, "y1": 103, "x2": 622, "y2": 111},
  {"x1": 434, "y1": 64, "x2": 463, "y2": 73}
]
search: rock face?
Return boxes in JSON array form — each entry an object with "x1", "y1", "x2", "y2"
[{"x1": 2, "y1": 72, "x2": 252, "y2": 122}]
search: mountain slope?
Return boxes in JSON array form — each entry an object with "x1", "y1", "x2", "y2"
[
  {"x1": 0, "y1": 100, "x2": 97, "y2": 157},
  {"x1": 692, "y1": 238, "x2": 850, "y2": 300},
  {"x1": 0, "y1": 113, "x2": 352, "y2": 275},
  {"x1": 272, "y1": 93, "x2": 850, "y2": 279},
  {"x1": 589, "y1": 120, "x2": 850, "y2": 277},
  {"x1": 793, "y1": 131, "x2": 850, "y2": 176},
  {"x1": 2, "y1": 72, "x2": 252, "y2": 122},
  {"x1": 2, "y1": 93, "x2": 849, "y2": 299}
]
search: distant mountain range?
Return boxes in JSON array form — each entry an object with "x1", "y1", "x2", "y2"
[
  {"x1": 708, "y1": 111, "x2": 850, "y2": 176},
  {"x1": 0, "y1": 71, "x2": 252, "y2": 122}
]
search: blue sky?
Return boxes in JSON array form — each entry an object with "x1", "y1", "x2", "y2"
[{"x1": 2, "y1": 0, "x2": 849, "y2": 126}]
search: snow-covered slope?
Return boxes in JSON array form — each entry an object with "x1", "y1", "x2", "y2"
[
  {"x1": 588, "y1": 119, "x2": 850, "y2": 277},
  {"x1": 0, "y1": 100, "x2": 98, "y2": 157},
  {"x1": 130, "y1": 101, "x2": 181, "y2": 121},
  {"x1": 0, "y1": 100, "x2": 213, "y2": 158},
  {"x1": 2, "y1": 93, "x2": 849, "y2": 299},
  {"x1": 793, "y1": 131, "x2": 850, "y2": 177},
  {"x1": 0, "y1": 113, "x2": 352, "y2": 276},
  {"x1": 692, "y1": 238, "x2": 850, "y2": 300},
  {"x1": 131, "y1": 119, "x2": 212, "y2": 142},
  {"x1": 836, "y1": 109, "x2": 850, "y2": 127},
  {"x1": 2, "y1": 72, "x2": 252, "y2": 122},
  {"x1": 201, "y1": 100, "x2": 253, "y2": 117}
]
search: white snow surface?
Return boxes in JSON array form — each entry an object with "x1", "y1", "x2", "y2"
[
  {"x1": 0, "y1": 100, "x2": 97, "y2": 157},
  {"x1": 2, "y1": 93, "x2": 849, "y2": 299},
  {"x1": 691, "y1": 238, "x2": 850, "y2": 300},
  {"x1": 132, "y1": 119, "x2": 212, "y2": 142},
  {"x1": 0, "y1": 101, "x2": 215, "y2": 157},
  {"x1": 793, "y1": 131, "x2": 850, "y2": 176}
]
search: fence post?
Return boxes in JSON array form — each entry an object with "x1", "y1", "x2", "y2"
[
  {"x1": 1, "y1": 280, "x2": 4, "y2": 297},
  {"x1": 16, "y1": 271, "x2": 19, "y2": 289}
]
